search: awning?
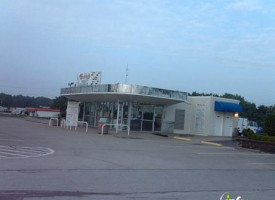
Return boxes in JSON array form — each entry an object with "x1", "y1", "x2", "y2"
[
  {"x1": 61, "y1": 83, "x2": 188, "y2": 106},
  {"x1": 215, "y1": 101, "x2": 243, "y2": 112}
]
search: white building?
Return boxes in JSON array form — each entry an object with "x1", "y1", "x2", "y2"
[
  {"x1": 61, "y1": 83, "x2": 242, "y2": 137},
  {"x1": 163, "y1": 96, "x2": 241, "y2": 136},
  {"x1": 25, "y1": 107, "x2": 60, "y2": 118}
]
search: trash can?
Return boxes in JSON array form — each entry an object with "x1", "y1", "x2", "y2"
[{"x1": 98, "y1": 117, "x2": 110, "y2": 134}]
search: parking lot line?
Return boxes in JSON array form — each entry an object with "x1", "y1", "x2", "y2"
[
  {"x1": 173, "y1": 136, "x2": 191, "y2": 141},
  {"x1": 201, "y1": 141, "x2": 222, "y2": 147},
  {"x1": 0, "y1": 151, "x2": 31, "y2": 157},
  {"x1": 0, "y1": 148, "x2": 38, "y2": 155},
  {"x1": 12, "y1": 147, "x2": 48, "y2": 153},
  {"x1": 0, "y1": 145, "x2": 55, "y2": 159},
  {"x1": 0, "y1": 139, "x2": 24, "y2": 141},
  {"x1": 198, "y1": 153, "x2": 274, "y2": 156},
  {"x1": 248, "y1": 163, "x2": 275, "y2": 165}
]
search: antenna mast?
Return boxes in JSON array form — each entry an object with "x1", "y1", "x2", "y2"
[{"x1": 125, "y1": 64, "x2": 128, "y2": 84}]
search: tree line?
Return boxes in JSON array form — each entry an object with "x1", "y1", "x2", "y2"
[
  {"x1": 0, "y1": 93, "x2": 52, "y2": 108},
  {"x1": 1, "y1": 92, "x2": 274, "y2": 126}
]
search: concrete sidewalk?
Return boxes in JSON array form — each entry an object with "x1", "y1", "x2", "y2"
[{"x1": 24, "y1": 116, "x2": 238, "y2": 147}]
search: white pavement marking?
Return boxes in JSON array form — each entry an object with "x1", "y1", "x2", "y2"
[
  {"x1": 11, "y1": 148, "x2": 46, "y2": 154},
  {"x1": 0, "y1": 145, "x2": 49, "y2": 152},
  {"x1": 15, "y1": 146, "x2": 49, "y2": 150},
  {"x1": 0, "y1": 145, "x2": 54, "y2": 159},
  {"x1": 248, "y1": 163, "x2": 275, "y2": 165},
  {"x1": 0, "y1": 146, "x2": 42, "y2": 153},
  {"x1": 0, "y1": 148, "x2": 40, "y2": 155},
  {"x1": 0, "y1": 139, "x2": 24, "y2": 141},
  {"x1": 197, "y1": 153, "x2": 274, "y2": 156},
  {"x1": 14, "y1": 147, "x2": 48, "y2": 152},
  {"x1": 13, "y1": 147, "x2": 48, "y2": 153},
  {"x1": 0, "y1": 145, "x2": 11, "y2": 147},
  {"x1": 0, "y1": 151, "x2": 34, "y2": 157}
]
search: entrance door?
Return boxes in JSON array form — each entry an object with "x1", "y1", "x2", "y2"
[
  {"x1": 223, "y1": 113, "x2": 233, "y2": 137},
  {"x1": 214, "y1": 114, "x2": 223, "y2": 136}
]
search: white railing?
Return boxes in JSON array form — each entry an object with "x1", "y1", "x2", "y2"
[
  {"x1": 49, "y1": 118, "x2": 59, "y2": 127},
  {"x1": 60, "y1": 119, "x2": 66, "y2": 128},
  {"x1": 75, "y1": 121, "x2": 88, "y2": 133},
  {"x1": 54, "y1": 119, "x2": 88, "y2": 133},
  {"x1": 101, "y1": 124, "x2": 130, "y2": 136},
  {"x1": 65, "y1": 119, "x2": 72, "y2": 130}
]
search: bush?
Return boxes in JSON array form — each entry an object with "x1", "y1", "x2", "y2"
[
  {"x1": 243, "y1": 129, "x2": 275, "y2": 143},
  {"x1": 264, "y1": 114, "x2": 275, "y2": 136},
  {"x1": 242, "y1": 129, "x2": 255, "y2": 137}
]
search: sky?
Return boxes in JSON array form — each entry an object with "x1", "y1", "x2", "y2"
[{"x1": 0, "y1": 0, "x2": 274, "y2": 106}]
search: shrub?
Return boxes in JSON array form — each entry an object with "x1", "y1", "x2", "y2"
[
  {"x1": 242, "y1": 129, "x2": 255, "y2": 137},
  {"x1": 264, "y1": 114, "x2": 275, "y2": 136},
  {"x1": 243, "y1": 130, "x2": 275, "y2": 143}
]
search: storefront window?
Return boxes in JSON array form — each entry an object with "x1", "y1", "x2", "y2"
[
  {"x1": 142, "y1": 120, "x2": 153, "y2": 131},
  {"x1": 123, "y1": 103, "x2": 128, "y2": 119},
  {"x1": 85, "y1": 103, "x2": 90, "y2": 115},
  {"x1": 131, "y1": 103, "x2": 142, "y2": 119},
  {"x1": 131, "y1": 119, "x2": 141, "y2": 131},
  {"x1": 154, "y1": 106, "x2": 163, "y2": 131},
  {"x1": 142, "y1": 105, "x2": 154, "y2": 120},
  {"x1": 154, "y1": 118, "x2": 162, "y2": 131},
  {"x1": 84, "y1": 101, "x2": 163, "y2": 132}
]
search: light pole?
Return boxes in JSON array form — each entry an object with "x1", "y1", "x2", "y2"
[
  {"x1": 68, "y1": 82, "x2": 74, "y2": 94},
  {"x1": 68, "y1": 82, "x2": 74, "y2": 88}
]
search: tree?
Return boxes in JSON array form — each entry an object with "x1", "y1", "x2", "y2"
[
  {"x1": 264, "y1": 115, "x2": 275, "y2": 136},
  {"x1": 0, "y1": 93, "x2": 52, "y2": 108},
  {"x1": 51, "y1": 96, "x2": 67, "y2": 117}
]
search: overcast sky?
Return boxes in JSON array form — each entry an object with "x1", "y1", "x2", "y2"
[{"x1": 0, "y1": 0, "x2": 274, "y2": 106}]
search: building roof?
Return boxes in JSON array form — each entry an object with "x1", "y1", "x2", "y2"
[{"x1": 61, "y1": 83, "x2": 187, "y2": 105}]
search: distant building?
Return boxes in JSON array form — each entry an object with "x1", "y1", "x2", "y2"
[
  {"x1": 25, "y1": 107, "x2": 60, "y2": 118},
  {"x1": 11, "y1": 108, "x2": 25, "y2": 115},
  {"x1": 0, "y1": 106, "x2": 8, "y2": 112}
]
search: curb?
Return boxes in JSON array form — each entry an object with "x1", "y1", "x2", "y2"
[
  {"x1": 201, "y1": 141, "x2": 222, "y2": 147},
  {"x1": 174, "y1": 136, "x2": 191, "y2": 141},
  {"x1": 235, "y1": 146, "x2": 261, "y2": 153}
]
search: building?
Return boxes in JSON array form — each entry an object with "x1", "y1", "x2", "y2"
[
  {"x1": 61, "y1": 83, "x2": 242, "y2": 137},
  {"x1": 164, "y1": 96, "x2": 242, "y2": 136},
  {"x1": 25, "y1": 107, "x2": 60, "y2": 118}
]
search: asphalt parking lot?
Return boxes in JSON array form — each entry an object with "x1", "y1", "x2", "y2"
[{"x1": 0, "y1": 116, "x2": 275, "y2": 200}]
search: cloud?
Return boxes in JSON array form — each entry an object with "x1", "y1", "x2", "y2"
[{"x1": 227, "y1": 0, "x2": 261, "y2": 11}]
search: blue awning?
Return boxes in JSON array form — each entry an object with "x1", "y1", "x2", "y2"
[{"x1": 215, "y1": 101, "x2": 243, "y2": 112}]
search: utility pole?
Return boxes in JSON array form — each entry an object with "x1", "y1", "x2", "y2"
[{"x1": 125, "y1": 64, "x2": 128, "y2": 84}]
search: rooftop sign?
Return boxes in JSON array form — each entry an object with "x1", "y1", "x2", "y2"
[{"x1": 77, "y1": 72, "x2": 102, "y2": 86}]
